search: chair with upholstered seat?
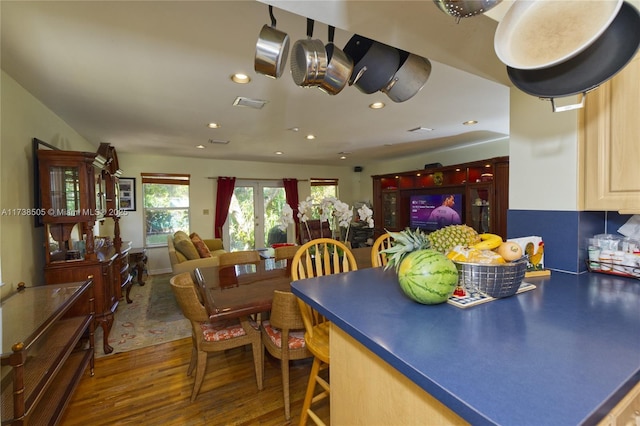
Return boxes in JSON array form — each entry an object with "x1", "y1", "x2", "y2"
[
  {"x1": 274, "y1": 245, "x2": 299, "y2": 275},
  {"x1": 170, "y1": 272, "x2": 263, "y2": 402},
  {"x1": 290, "y1": 238, "x2": 358, "y2": 426},
  {"x1": 274, "y1": 245, "x2": 299, "y2": 262},
  {"x1": 218, "y1": 250, "x2": 261, "y2": 268},
  {"x1": 371, "y1": 233, "x2": 392, "y2": 267},
  {"x1": 261, "y1": 290, "x2": 312, "y2": 420}
]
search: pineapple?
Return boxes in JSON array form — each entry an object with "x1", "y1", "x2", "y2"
[
  {"x1": 427, "y1": 225, "x2": 480, "y2": 253},
  {"x1": 382, "y1": 228, "x2": 431, "y2": 271}
]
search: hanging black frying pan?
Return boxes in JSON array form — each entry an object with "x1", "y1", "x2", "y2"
[{"x1": 507, "y1": 1, "x2": 640, "y2": 112}]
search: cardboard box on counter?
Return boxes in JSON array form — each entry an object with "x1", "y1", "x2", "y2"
[{"x1": 507, "y1": 236, "x2": 547, "y2": 275}]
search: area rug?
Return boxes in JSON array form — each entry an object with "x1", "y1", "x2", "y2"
[{"x1": 94, "y1": 273, "x2": 190, "y2": 358}]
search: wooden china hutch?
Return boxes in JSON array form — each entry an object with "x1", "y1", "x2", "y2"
[
  {"x1": 36, "y1": 140, "x2": 132, "y2": 354},
  {"x1": 372, "y1": 156, "x2": 509, "y2": 238}
]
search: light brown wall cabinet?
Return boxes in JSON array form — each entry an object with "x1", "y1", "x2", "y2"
[
  {"x1": 37, "y1": 142, "x2": 131, "y2": 354},
  {"x1": 372, "y1": 157, "x2": 509, "y2": 238},
  {"x1": 1, "y1": 280, "x2": 94, "y2": 425},
  {"x1": 580, "y1": 53, "x2": 640, "y2": 213}
]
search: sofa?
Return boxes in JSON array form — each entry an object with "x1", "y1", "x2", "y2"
[{"x1": 167, "y1": 231, "x2": 226, "y2": 275}]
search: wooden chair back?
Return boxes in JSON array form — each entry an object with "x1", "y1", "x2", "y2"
[
  {"x1": 290, "y1": 238, "x2": 357, "y2": 281},
  {"x1": 218, "y1": 250, "x2": 261, "y2": 267},
  {"x1": 290, "y1": 238, "x2": 357, "y2": 344},
  {"x1": 371, "y1": 233, "x2": 392, "y2": 267}
]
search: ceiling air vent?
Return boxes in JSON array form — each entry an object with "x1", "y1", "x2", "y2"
[
  {"x1": 233, "y1": 96, "x2": 268, "y2": 109},
  {"x1": 208, "y1": 139, "x2": 230, "y2": 145}
]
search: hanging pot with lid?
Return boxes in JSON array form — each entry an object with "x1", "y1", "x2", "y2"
[
  {"x1": 507, "y1": 1, "x2": 640, "y2": 112},
  {"x1": 290, "y1": 19, "x2": 328, "y2": 87},
  {"x1": 382, "y1": 50, "x2": 432, "y2": 103},
  {"x1": 255, "y1": 5, "x2": 290, "y2": 79},
  {"x1": 318, "y1": 26, "x2": 354, "y2": 95},
  {"x1": 343, "y1": 35, "x2": 400, "y2": 94}
]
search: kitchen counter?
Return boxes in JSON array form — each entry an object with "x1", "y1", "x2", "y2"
[{"x1": 290, "y1": 267, "x2": 640, "y2": 425}]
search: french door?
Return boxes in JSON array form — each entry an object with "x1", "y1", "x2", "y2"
[{"x1": 223, "y1": 180, "x2": 290, "y2": 251}]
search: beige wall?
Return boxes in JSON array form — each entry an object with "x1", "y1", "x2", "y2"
[{"x1": 0, "y1": 71, "x2": 95, "y2": 299}]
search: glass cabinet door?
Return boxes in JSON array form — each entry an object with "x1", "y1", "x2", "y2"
[
  {"x1": 467, "y1": 184, "x2": 492, "y2": 234},
  {"x1": 382, "y1": 191, "x2": 398, "y2": 229},
  {"x1": 49, "y1": 166, "x2": 81, "y2": 214}
]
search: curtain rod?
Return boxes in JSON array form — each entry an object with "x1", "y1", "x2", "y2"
[{"x1": 207, "y1": 177, "x2": 309, "y2": 181}]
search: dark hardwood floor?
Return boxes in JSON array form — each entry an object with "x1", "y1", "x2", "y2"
[{"x1": 61, "y1": 337, "x2": 329, "y2": 425}]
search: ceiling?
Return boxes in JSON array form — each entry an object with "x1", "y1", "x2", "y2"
[{"x1": 1, "y1": 0, "x2": 513, "y2": 167}]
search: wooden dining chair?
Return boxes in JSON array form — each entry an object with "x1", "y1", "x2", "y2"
[
  {"x1": 261, "y1": 290, "x2": 313, "y2": 420},
  {"x1": 290, "y1": 238, "x2": 358, "y2": 426},
  {"x1": 170, "y1": 272, "x2": 263, "y2": 402},
  {"x1": 371, "y1": 233, "x2": 392, "y2": 267},
  {"x1": 218, "y1": 250, "x2": 261, "y2": 267}
]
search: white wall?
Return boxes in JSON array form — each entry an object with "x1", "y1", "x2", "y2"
[{"x1": 509, "y1": 89, "x2": 579, "y2": 211}]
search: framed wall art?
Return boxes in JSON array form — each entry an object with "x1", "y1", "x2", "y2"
[{"x1": 118, "y1": 177, "x2": 136, "y2": 211}]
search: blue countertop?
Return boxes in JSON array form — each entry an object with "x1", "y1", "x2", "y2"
[{"x1": 290, "y1": 267, "x2": 640, "y2": 425}]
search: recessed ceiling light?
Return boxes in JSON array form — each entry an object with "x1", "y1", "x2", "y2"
[
  {"x1": 463, "y1": 120, "x2": 478, "y2": 125},
  {"x1": 196, "y1": 145, "x2": 205, "y2": 149},
  {"x1": 340, "y1": 156, "x2": 347, "y2": 160},
  {"x1": 408, "y1": 126, "x2": 434, "y2": 132},
  {"x1": 231, "y1": 73, "x2": 251, "y2": 84},
  {"x1": 207, "y1": 122, "x2": 220, "y2": 129},
  {"x1": 288, "y1": 127, "x2": 300, "y2": 132},
  {"x1": 275, "y1": 151, "x2": 283, "y2": 155},
  {"x1": 306, "y1": 134, "x2": 315, "y2": 140},
  {"x1": 369, "y1": 102, "x2": 385, "y2": 109}
]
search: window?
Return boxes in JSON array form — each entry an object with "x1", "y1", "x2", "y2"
[
  {"x1": 142, "y1": 173, "x2": 190, "y2": 246},
  {"x1": 310, "y1": 178, "x2": 338, "y2": 204}
]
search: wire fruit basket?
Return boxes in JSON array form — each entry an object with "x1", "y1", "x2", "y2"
[{"x1": 454, "y1": 258, "x2": 528, "y2": 298}]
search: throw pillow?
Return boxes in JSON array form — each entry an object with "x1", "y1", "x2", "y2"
[
  {"x1": 190, "y1": 233, "x2": 212, "y2": 258},
  {"x1": 205, "y1": 239, "x2": 224, "y2": 252},
  {"x1": 174, "y1": 238, "x2": 200, "y2": 260},
  {"x1": 173, "y1": 230, "x2": 190, "y2": 243}
]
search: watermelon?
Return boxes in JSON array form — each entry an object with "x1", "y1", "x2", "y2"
[{"x1": 397, "y1": 249, "x2": 459, "y2": 305}]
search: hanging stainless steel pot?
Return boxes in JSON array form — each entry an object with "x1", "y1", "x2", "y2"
[
  {"x1": 495, "y1": 0, "x2": 623, "y2": 70},
  {"x1": 433, "y1": 0, "x2": 503, "y2": 23},
  {"x1": 290, "y1": 19, "x2": 327, "y2": 87},
  {"x1": 318, "y1": 26, "x2": 354, "y2": 95},
  {"x1": 382, "y1": 51, "x2": 432, "y2": 103},
  {"x1": 507, "y1": 1, "x2": 640, "y2": 112},
  {"x1": 255, "y1": 5, "x2": 290, "y2": 79},
  {"x1": 343, "y1": 35, "x2": 400, "y2": 94}
]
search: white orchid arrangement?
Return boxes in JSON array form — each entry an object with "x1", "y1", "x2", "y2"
[{"x1": 279, "y1": 196, "x2": 374, "y2": 244}]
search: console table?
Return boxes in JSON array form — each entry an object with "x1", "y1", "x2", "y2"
[
  {"x1": 129, "y1": 247, "x2": 147, "y2": 287},
  {"x1": 1, "y1": 280, "x2": 94, "y2": 425}
]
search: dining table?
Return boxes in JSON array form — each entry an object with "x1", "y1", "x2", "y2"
[{"x1": 195, "y1": 258, "x2": 292, "y2": 321}]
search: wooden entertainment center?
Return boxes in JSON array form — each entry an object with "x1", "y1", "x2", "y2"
[{"x1": 372, "y1": 156, "x2": 509, "y2": 238}]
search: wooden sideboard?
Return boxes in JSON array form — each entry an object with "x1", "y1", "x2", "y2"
[{"x1": 1, "y1": 280, "x2": 94, "y2": 425}]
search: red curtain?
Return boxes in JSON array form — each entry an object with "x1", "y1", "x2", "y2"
[
  {"x1": 214, "y1": 177, "x2": 236, "y2": 238},
  {"x1": 282, "y1": 178, "x2": 300, "y2": 243}
]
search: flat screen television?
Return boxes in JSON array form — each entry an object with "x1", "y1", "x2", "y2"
[{"x1": 409, "y1": 193, "x2": 463, "y2": 231}]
